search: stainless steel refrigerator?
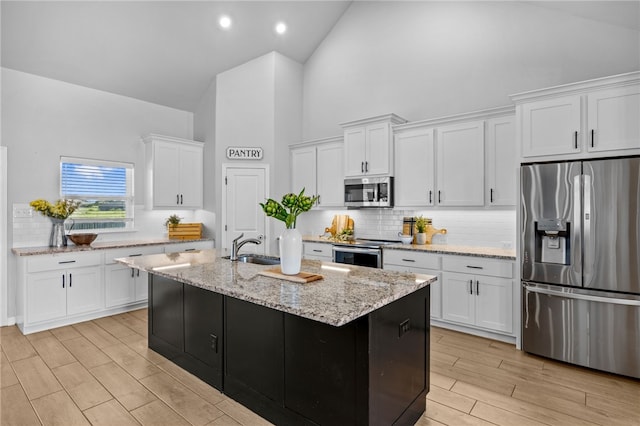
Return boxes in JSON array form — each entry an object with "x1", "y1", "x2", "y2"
[{"x1": 521, "y1": 157, "x2": 640, "y2": 378}]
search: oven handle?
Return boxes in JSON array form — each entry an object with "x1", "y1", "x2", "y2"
[{"x1": 332, "y1": 246, "x2": 381, "y2": 255}]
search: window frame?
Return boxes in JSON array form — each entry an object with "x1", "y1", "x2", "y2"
[{"x1": 59, "y1": 156, "x2": 135, "y2": 233}]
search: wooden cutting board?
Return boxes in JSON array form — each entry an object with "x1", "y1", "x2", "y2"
[{"x1": 259, "y1": 267, "x2": 323, "y2": 283}]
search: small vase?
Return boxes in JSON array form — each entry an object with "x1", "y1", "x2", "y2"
[
  {"x1": 416, "y1": 232, "x2": 427, "y2": 245},
  {"x1": 49, "y1": 218, "x2": 67, "y2": 248},
  {"x1": 279, "y1": 228, "x2": 302, "y2": 275}
]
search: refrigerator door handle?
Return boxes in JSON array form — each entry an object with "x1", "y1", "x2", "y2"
[
  {"x1": 572, "y1": 174, "x2": 583, "y2": 285},
  {"x1": 524, "y1": 284, "x2": 640, "y2": 307},
  {"x1": 583, "y1": 173, "x2": 593, "y2": 287}
]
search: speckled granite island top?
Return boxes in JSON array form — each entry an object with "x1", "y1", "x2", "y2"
[
  {"x1": 303, "y1": 236, "x2": 516, "y2": 260},
  {"x1": 116, "y1": 249, "x2": 436, "y2": 327}
]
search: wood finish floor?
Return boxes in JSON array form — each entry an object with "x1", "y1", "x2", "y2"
[{"x1": 1, "y1": 309, "x2": 639, "y2": 425}]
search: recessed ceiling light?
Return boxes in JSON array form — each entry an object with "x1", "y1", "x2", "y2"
[
  {"x1": 219, "y1": 15, "x2": 232, "y2": 29},
  {"x1": 275, "y1": 22, "x2": 287, "y2": 35}
]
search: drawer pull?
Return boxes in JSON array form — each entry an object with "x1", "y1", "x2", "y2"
[
  {"x1": 466, "y1": 265, "x2": 483, "y2": 269},
  {"x1": 129, "y1": 254, "x2": 143, "y2": 257},
  {"x1": 402, "y1": 258, "x2": 416, "y2": 262},
  {"x1": 58, "y1": 260, "x2": 76, "y2": 264},
  {"x1": 313, "y1": 249, "x2": 323, "y2": 253},
  {"x1": 184, "y1": 248, "x2": 196, "y2": 252}
]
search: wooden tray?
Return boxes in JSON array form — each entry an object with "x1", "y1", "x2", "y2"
[{"x1": 259, "y1": 267, "x2": 323, "y2": 283}]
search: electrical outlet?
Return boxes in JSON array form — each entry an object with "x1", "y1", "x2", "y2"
[
  {"x1": 13, "y1": 207, "x2": 33, "y2": 218},
  {"x1": 399, "y1": 319, "x2": 410, "y2": 337}
]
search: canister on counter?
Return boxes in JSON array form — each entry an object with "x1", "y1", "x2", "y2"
[{"x1": 402, "y1": 217, "x2": 415, "y2": 237}]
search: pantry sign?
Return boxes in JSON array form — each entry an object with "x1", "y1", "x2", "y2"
[{"x1": 226, "y1": 146, "x2": 263, "y2": 160}]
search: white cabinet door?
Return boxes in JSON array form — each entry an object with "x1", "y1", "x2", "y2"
[
  {"x1": 486, "y1": 116, "x2": 517, "y2": 206},
  {"x1": 436, "y1": 120, "x2": 485, "y2": 206},
  {"x1": 66, "y1": 266, "x2": 102, "y2": 316},
  {"x1": 587, "y1": 86, "x2": 640, "y2": 152},
  {"x1": 105, "y1": 264, "x2": 135, "y2": 308},
  {"x1": 475, "y1": 276, "x2": 513, "y2": 333},
  {"x1": 344, "y1": 127, "x2": 367, "y2": 177},
  {"x1": 366, "y1": 122, "x2": 391, "y2": 175},
  {"x1": 521, "y1": 95, "x2": 581, "y2": 157},
  {"x1": 152, "y1": 141, "x2": 182, "y2": 207},
  {"x1": 384, "y1": 263, "x2": 441, "y2": 319},
  {"x1": 27, "y1": 271, "x2": 67, "y2": 324},
  {"x1": 394, "y1": 127, "x2": 435, "y2": 207},
  {"x1": 441, "y1": 272, "x2": 475, "y2": 325},
  {"x1": 134, "y1": 270, "x2": 149, "y2": 302},
  {"x1": 291, "y1": 145, "x2": 317, "y2": 195},
  {"x1": 316, "y1": 142, "x2": 344, "y2": 207},
  {"x1": 178, "y1": 143, "x2": 204, "y2": 208}
]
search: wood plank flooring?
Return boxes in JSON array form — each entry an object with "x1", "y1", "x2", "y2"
[{"x1": 1, "y1": 310, "x2": 638, "y2": 425}]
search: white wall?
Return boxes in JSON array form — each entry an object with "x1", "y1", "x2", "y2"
[
  {"x1": 302, "y1": 1, "x2": 640, "y2": 139},
  {"x1": 214, "y1": 52, "x2": 303, "y2": 252},
  {"x1": 1, "y1": 68, "x2": 199, "y2": 322}
]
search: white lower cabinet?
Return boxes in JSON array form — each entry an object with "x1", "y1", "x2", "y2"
[
  {"x1": 105, "y1": 246, "x2": 164, "y2": 307},
  {"x1": 303, "y1": 242, "x2": 332, "y2": 261},
  {"x1": 383, "y1": 250, "x2": 442, "y2": 319},
  {"x1": 20, "y1": 251, "x2": 103, "y2": 330},
  {"x1": 441, "y1": 256, "x2": 513, "y2": 334}
]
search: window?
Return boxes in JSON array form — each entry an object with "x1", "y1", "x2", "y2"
[{"x1": 60, "y1": 156, "x2": 134, "y2": 232}]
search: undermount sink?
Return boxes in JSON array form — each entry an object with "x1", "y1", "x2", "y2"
[{"x1": 223, "y1": 254, "x2": 280, "y2": 265}]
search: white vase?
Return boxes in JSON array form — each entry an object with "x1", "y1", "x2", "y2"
[
  {"x1": 416, "y1": 232, "x2": 427, "y2": 245},
  {"x1": 279, "y1": 228, "x2": 302, "y2": 275}
]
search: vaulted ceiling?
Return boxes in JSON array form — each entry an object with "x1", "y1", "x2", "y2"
[{"x1": 2, "y1": 1, "x2": 638, "y2": 113}]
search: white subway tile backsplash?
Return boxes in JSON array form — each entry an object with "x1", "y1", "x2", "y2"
[{"x1": 298, "y1": 207, "x2": 516, "y2": 248}]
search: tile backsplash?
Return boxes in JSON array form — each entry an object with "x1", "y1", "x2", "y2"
[{"x1": 296, "y1": 208, "x2": 516, "y2": 249}]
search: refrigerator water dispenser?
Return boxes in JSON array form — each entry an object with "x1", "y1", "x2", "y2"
[{"x1": 536, "y1": 219, "x2": 570, "y2": 265}]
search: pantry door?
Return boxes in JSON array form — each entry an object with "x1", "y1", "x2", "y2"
[{"x1": 222, "y1": 165, "x2": 268, "y2": 254}]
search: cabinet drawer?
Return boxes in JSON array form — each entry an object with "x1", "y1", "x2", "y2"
[
  {"x1": 304, "y1": 243, "x2": 332, "y2": 258},
  {"x1": 442, "y1": 256, "x2": 513, "y2": 279},
  {"x1": 105, "y1": 246, "x2": 164, "y2": 264},
  {"x1": 27, "y1": 252, "x2": 103, "y2": 273},
  {"x1": 383, "y1": 250, "x2": 441, "y2": 270}
]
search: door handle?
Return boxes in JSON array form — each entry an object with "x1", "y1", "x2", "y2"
[
  {"x1": 365, "y1": 161, "x2": 369, "y2": 173},
  {"x1": 429, "y1": 190, "x2": 432, "y2": 204},
  {"x1": 574, "y1": 131, "x2": 578, "y2": 149},
  {"x1": 131, "y1": 268, "x2": 135, "y2": 278},
  {"x1": 361, "y1": 162, "x2": 364, "y2": 173},
  {"x1": 591, "y1": 129, "x2": 595, "y2": 148},
  {"x1": 490, "y1": 188, "x2": 494, "y2": 203},
  {"x1": 475, "y1": 280, "x2": 479, "y2": 295},
  {"x1": 180, "y1": 194, "x2": 183, "y2": 204},
  {"x1": 69, "y1": 273, "x2": 72, "y2": 287},
  {"x1": 469, "y1": 279, "x2": 473, "y2": 295},
  {"x1": 438, "y1": 190, "x2": 442, "y2": 204},
  {"x1": 62, "y1": 274, "x2": 65, "y2": 288}
]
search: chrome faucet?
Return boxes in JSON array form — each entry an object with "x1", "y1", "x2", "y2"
[{"x1": 230, "y1": 233, "x2": 262, "y2": 261}]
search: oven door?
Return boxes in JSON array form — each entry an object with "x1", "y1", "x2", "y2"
[{"x1": 332, "y1": 246, "x2": 381, "y2": 268}]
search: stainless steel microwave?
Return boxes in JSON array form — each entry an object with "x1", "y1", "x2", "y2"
[{"x1": 344, "y1": 176, "x2": 393, "y2": 208}]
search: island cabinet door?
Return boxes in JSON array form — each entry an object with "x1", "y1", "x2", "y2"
[
  {"x1": 149, "y1": 275, "x2": 184, "y2": 356},
  {"x1": 224, "y1": 298, "x2": 284, "y2": 404},
  {"x1": 183, "y1": 285, "x2": 223, "y2": 390}
]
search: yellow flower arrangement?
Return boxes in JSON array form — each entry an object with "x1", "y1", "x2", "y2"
[{"x1": 29, "y1": 199, "x2": 81, "y2": 220}]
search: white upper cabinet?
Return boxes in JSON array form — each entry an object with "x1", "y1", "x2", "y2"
[
  {"x1": 486, "y1": 115, "x2": 517, "y2": 206},
  {"x1": 521, "y1": 95, "x2": 581, "y2": 158},
  {"x1": 513, "y1": 71, "x2": 640, "y2": 160},
  {"x1": 290, "y1": 136, "x2": 344, "y2": 208},
  {"x1": 144, "y1": 134, "x2": 204, "y2": 209},
  {"x1": 436, "y1": 120, "x2": 485, "y2": 206},
  {"x1": 290, "y1": 145, "x2": 317, "y2": 196},
  {"x1": 394, "y1": 127, "x2": 435, "y2": 207},
  {"x1": 316, "y1": 141, "x2": 344, "y2": 207},
  {"x1": 587, "y1": 85, "x2": 640, "y2": 152},
  {"x1": 342, "y1": 114, "x2": 407, "y2": 177}
]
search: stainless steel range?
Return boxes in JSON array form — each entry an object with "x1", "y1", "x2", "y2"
[{"x1": 332, "y1": 239, "x2": 398, "y2": 268}]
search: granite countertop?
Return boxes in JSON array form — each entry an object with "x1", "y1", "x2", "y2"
[
  {"x1": 12, "y1": 238, "x2": 214, "y2": 256},
  {"x1": 116, "y1": 249, "x2": 436, "y2": 327},
  {"x1": 303, "y1": 236, "x2": 516, "y2": 260}
]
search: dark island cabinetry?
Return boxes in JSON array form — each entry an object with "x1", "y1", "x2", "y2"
[
  {"x1": 149, "y1": 274, "x2": 430, "y2": 425},
  {"x1": 149, "y1": 275, "x2": 223, "y2": 389}
]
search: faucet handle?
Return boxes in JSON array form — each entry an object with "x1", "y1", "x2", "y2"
[{"x1": 233, "y1": 233, "x2": 244, "y2": 243}]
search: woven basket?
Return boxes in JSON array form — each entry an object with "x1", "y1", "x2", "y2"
[{"x1": 168, "y1": 223, "x2": 202, "y2": 240}]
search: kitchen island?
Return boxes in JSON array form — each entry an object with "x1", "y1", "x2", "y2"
[{"x1": 117, "y1": 249, "x2": 436, "y2": 426}]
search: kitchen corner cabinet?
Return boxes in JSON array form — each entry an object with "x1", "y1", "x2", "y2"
[
  {"x1": 441, "y1": 256, "x2": 513, "y2": 334},
  {"x1": 513, "y1": 72, "x2": 640, "y2": 159},
  {"x1": 436, "y1": 120, "x2": 485, "y2": 206},
  {"x1": 104, "y1": 246, "x2": 164, "y2": 307},
  {"x1": 17, "y1": 252, "x2": 103, "y2": 332},
  {"x1": 486, "y1": 115, "x2": 517, "y2": 206},
  {"x1": 342, "y1": 114, "x2": 407, "y2": 178},
  {"x1": 394, "y1": 127, "x2": 436, "y2": 206},
  {"x1": 290, "y1": 137, "x2": 343, "y2": 208},
  {"x1": 144, "y1": 134, "x2": 204, "y2": 209}
]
